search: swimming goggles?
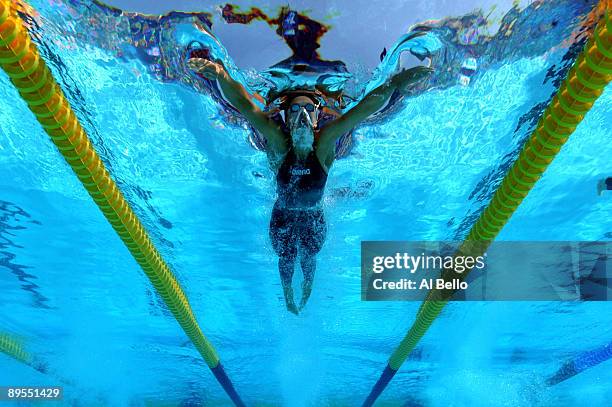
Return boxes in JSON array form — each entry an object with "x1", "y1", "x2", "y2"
[{"x1": 289, "y1": 102, "x2": 317, "y2": 113}]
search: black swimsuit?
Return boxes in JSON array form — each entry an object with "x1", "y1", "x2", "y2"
[
  {"x1": 270, "y1": 148, "x2": 328, "y2": 259},
  {"x1": 276, "y1": 148, "x2": 328, "y2": 208}
]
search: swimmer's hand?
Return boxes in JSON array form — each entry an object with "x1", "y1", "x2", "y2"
[
  {"x1": 391, "y1": 66, "x2": 434, "y2": 93},
  {"x1": 188, "y1": 58, "x2": 225, "y2": 80}
]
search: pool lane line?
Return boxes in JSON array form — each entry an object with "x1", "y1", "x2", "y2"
[
  {"x1": 0, "y1": 332, "x2": 33, "y2": 367},
  {"x1": 546, "y1": 341, "x2": 612, "y2": 386},
  {"x1": 362, "y1": 10, "x2": 611, "y2": 407},
  {"x1": 0, "y1": 2, "x2": 245, "y2": 406},
  {"x1": 0, "y1": 332, "x2": 51, "y2": 376}
]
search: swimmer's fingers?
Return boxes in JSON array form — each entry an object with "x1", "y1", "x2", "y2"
[
  {"x1": 187, "y1": 58, "x2": 213, "y2": 73},
  {"x1": 188, "y1": 58, "x2": 222, "y2": 79},
  {"x1": 187, "y1": 58, "x2": 208, "y2": 73}
]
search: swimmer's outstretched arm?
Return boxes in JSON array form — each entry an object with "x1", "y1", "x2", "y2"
[
  {"x1": 316, "y1": 66, "x2": 433, "y2": 165},
  {"x1": 188, "y1": 58, "x2": 288, "y2": 155}
]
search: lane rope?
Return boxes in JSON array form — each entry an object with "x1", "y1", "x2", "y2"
[
  {"x1": 362, "y1": 10, "x2": 611, "y2": 407},
  {"x1": 0, "y1": 2, "x2": 245, "y2": 405}
]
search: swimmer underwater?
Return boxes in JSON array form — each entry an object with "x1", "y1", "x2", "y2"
[{"x1": 188, "y1": 49, "x2": 432, "y2": 315}]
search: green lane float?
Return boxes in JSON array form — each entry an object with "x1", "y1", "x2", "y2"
[
  {"x1": 0, "y1": 332, "x2": 48, "y2": 373},
  {"x1": 0, "y1": 333, "x2": 32, "y2": 366},
  {"x1": 363, "y1": 10, "x2": 611, "y2": 407},
  {"x1": 0, "y1": 2, "x2": 244, "y2": 405}
]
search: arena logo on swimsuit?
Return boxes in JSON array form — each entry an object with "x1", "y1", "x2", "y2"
[{"x1": 291, "y1": 167, "x2": 311, "y2": 176}]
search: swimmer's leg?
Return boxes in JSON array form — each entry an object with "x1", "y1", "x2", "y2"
[
  {"x1": 279, "y1": 254, "x2": 298, "y2": 314},
  {"x1": 299, "y1": 254, "x2": 316, "y2": 310},
  {"x1": 270, "y1": 205, "x2": 299, "y2": 314},
  {"x1": 298, "y1": 209, "x2": 327, "y2": 311}
]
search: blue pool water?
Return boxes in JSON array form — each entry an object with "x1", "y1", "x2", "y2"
[{"x1": 1, "y1": 0, "x2": 611, "y2": 405}]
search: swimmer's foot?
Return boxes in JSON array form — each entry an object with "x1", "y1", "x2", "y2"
[
  {"x1": 286, "y1": 300, "x2": 299, "y2": 315},
  {"x1": 298, "y1": 290, "x2": 312, "y2": 311}
]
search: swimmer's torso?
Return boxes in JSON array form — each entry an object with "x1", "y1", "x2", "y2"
[{"x1": 276, "y1": 148, "x2": 328, "y2": 208}]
